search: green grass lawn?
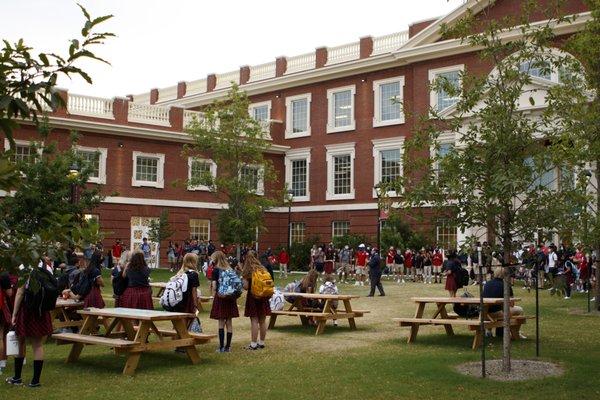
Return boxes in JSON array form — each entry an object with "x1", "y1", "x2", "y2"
[{"x1": 2, "y1": 269, "x2": 599, "y2": 400}]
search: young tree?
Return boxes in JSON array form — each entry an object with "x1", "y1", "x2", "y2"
[
  {"x1": 543, "y1": 0, "x2": 600, "y2": 310},
  {"x1": 0, "y1": 4, "x2": 113, "y2": 274},
  {"x1": 148, "y1": 210, "x2": 175, "y2": 269},
  {"x1": 186, "y1": 85, "x2": 283, "y2": 257},
  {"x1": 389, "y1": 3, "x2": 583, "y2": 372}
]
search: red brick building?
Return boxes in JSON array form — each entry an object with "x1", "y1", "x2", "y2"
[{"x1": 7, "y1": 0, "x2": 591, "y2": 264}]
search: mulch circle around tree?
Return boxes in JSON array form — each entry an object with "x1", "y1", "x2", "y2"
[{"x1": 455, "y1": 359, "x2": 564, "y2": 381}]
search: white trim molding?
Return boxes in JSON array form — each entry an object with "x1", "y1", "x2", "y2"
[
  {"x1": 373, "y1": 76, "x2": 405, "y2": 127},
  {"x1": 75, "y1": 145, "x2": 108, "y2": 184},
  {"x1": 132, "y1": 151, "x2": 165, "y2": 189},
  {"x1": 284, "y1": 147, "x2": 311, "y2": 202},
  {"x1": 325, "y1": 142, "x2": 356, "y2": 201},
  {"x1": 285, "y1": 93, "x2": 312, "y2": 139},
  {"x1": 187, "y1": 157, "x2": 217, "y2": 191},
  {"x1": 372, "y1": 137, "x2": 405, "y2": 197},
  {"x1": 428, "y1": 64, "x2": 465, "y2": 114},
  {"x1": 3, "y1": 138, "x2": 44, "y2": 155},
  {"x1": 326, "y1": 85, "x2": 356, "y2": 134}
]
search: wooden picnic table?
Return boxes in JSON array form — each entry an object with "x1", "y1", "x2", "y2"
[
  {"x1": 268, "y1": 292, "x2": 370, "y2": 335},
  {"x1": 150, "y1": 282, "x2": 213, "y2": 312},
  {"x1": 52, "y1": 307, "x2": 215, "y2": 375},
  {"x1": 50, "y1": 298, "x2": 84, "y2": 330},
  {"x1": 394, "y1": 296, "x2": 528, "y2": 349}
]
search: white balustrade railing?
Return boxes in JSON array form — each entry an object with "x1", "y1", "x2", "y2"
[
  {"x1": 372, "y1": 31, "x2": 409, "y2": 55},
  {"x1": 285, "y1": 52, "x2": 316, "y2": 74},
  {"x1": 326, "y1": 42, "x2": 360, "y2": 65},
  {"x1": 68, "y1": 93, "x2": 114, "y2": 119},
  {"x1": 132, "y1": 92, "x2": 151, "y2": 104},
  {"x1": 183, "y1": 110, "x2": 205, "y2": 128},
  {"x1": 249, "y1": 62, "x2": 276, "y2": 82},
  {"x1": 214, "y1": 70, "x2": 240, "y2": 90},
  {"x1": 186, "y1": 79, "x2": 207, "y2": 95},
  {"x1": 158, "y1": 85, "x2": 177, "y2": 102},
  {"x1": 128, "y1": 103, "x2": 170, "y2": 126}
]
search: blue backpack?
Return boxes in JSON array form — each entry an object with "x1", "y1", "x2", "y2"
[{"x1": 217, "y1": 268, "x2": 243, "y2": 298}]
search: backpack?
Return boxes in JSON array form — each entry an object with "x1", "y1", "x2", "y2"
[
  {"x1": 269, "y1": 288, "x2": 285, "y2": 311},
  {"x1": 57, "y1": 266, "x2": 78, "y2": 292},
  {"x1": 160, "y1": 273, "x2": 188, "y2": 311},
  {"x1": 217, "y1": 268, "x2": 243, "y2": 298},
  {"x1": 250, "y1": 267, "x2": 274, "y2": 298},
  {"x1": 456, "y1": 265, "x2": 469, "y2": 288},
  {"x1": 112, "y1": 268, "x2": 128, "y2": 296},
  {"x1": 71, "y1": 271, "x2": 94, "y2": 298},
  {"x1": 453, "y1": 291, "x2": 480, "y2": 319},
  {"x1": 320, "y1": 282, "x2": 338, "y2": 308},
  {"x1": 25, "y1": 268, "x2": 59, "y2": 315},
  {"x1": 284, "y1": 280, "x2": 301, "y2": 303}
]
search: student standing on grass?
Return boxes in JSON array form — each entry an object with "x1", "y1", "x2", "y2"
[
  {"x1": 355, "y1": 244, "x2": 369, "y2": 286},
  {"x1": 210, "y1": 251, "x2": 239, "y2": 353},
  {"x1": 277, "y1": 248, "x2": 289, "y2": 278},
  {"x1": 120, "y1": 252, "x2": 153, "y2": 310},
  {"x1": 241, "y1": 252, "x2": 271, "y2": 350},
  {"x1": 6, "y1": 265, "x2": 56, "y2": 387},
  {"x1": 367, "y1": 248, "x2": 385, "y2": 297},
  {"x1": 172, "y1": 253, "x2": 200, "y2": 328},
  {"x1": 444, "y1": 251, "x2": 460, "y2": 297},
  {"x1": 0, "y1": 270, "x2": 15, "y2": 375}
]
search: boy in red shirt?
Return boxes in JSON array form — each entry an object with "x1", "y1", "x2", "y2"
[
  {"x1": 355, "y1": 244, "x2": 369, "y2": 286},
  {"x1": 386, "y1": 247, "x2": 396, "y2": 281},
  {"x1": 278, "y1": 248, "x2": 289, "y2": 278},
  {"x1": 432, "y1": 249, "x2": 444, "y2": 284}
]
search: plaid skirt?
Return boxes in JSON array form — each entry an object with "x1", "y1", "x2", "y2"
[
  {"x1": 15, "y1": 305, "x2": 53, "y2": 338},
  {"x1": 445, "y1": 273, "x2": 458, "y2": 292},
  {"x1": 120, "y1": 286, "x2": 153, "y2": 310},
  {"x1": 210, "y1": 295, "x2": 239, "y2": 320},
  {"x1": 83, "y1": 285, "x2": 105, "y2": 309},
  {"x1": 0, "y1": 302, "x2": 11, "y2": 329},
  {"x1": 244, "y1": 294, "x2": 271, "y2": 318}
]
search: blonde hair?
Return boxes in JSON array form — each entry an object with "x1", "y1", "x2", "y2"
[
  {"x1": 300, "y1": 269, "x2": 319, "y2": 293},
  {"x1": 211, "y1": 251, "x2": 229, "y2": 269},
  {"x1": 241, "y1": 251, "x2": 264, "y2": 279},
  {"x1": 179, "y1": 253, "x2": 198, "y2": 274},
  {"x1": 493, "y1": 267, "x2": 505, "y2": 279},
  {"x1": 324, "y1": 274, "x2": 335, "y2": 284}
]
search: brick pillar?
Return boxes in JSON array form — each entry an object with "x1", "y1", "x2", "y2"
[
  {"x1": 315, "y1": 47, "x2": 327, "y2": 68},
  {"x1": 275, "y1": 56, "x2": 287, "y2": 77},
  {"x1": 112, "y1": 97, "x2": 129, "y2": 123},
  {"x1": 149, "y1": 88, "x2": 159, "y2": 104},
  {"x1": 177, "y1": 81, "x2": 187, "y2": 99},
  {"x1": 360, "y1": 36, "x2": 373, "y2": 58},
  {"x1": 52, "y1": 88, "x2": 69, "y2": 117},
  {"x1": 206, "y1": 74, "x2": 216, "y2": 92},
  {"x1": 169, "y1": 106, "x2": 183, "y2": 131},
  {"x1": 240, "y1": 65, "x2": 250, "y2": 85}
]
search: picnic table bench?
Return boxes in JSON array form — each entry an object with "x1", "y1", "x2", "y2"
[
  {"x1": 50, "y1": 298, "x2": 85, "y2": 331},
  {"x1": 394, "y1": 297, "x2": 530, "y2": 349},
  {"x1": 269, "y1": 292, "x2": 370, "y2": 335},
  {"x1": 52, "y1": 307, "x2": 216, "y2": 375},
  {"x1": 150, "y1": 282, "x2": 213, "y2": 312}
]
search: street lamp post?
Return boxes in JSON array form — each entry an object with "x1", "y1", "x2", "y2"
[
  {"x1": 374, "y1": 184, "x2": 381, "y2": 250},
  {"x1": 477, "y1": 245, "x2": 486, "y2": 378},
  {"x1": 68, "y1": 163, "x2": 80, "y2": 205},
  {"x1": 287, "y1": 190, "x2": 294, "y2": 251},
  {"x1": 583, "y1": 169, "x2": 592, "y2": 313}
]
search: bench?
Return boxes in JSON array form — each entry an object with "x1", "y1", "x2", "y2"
[
  {"x1": 129, "y1": 326, "x2": 216, "y2": 343},
  {"x1": 52, "y1": 332, "x2": 136, "y2": 348}
]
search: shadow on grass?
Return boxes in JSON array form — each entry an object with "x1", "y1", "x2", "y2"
[{"x1": 269, "y1": 323, "x2": 367, "y2": 336}]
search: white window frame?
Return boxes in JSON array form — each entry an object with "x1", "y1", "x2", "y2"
[
  {"x1": 428, "y1": 64, "x2": 464, "y2": 114},
  {"x1": 372, "y1": 137, "x2": 405, "y2": 198},
  {"x1": 290, "y1": 222, "x2": 306, "y2": 244},
  {"x1": 75, "y1": 145, "x2": 107, "y2": 185},
  {"x1": 373, "y1": 76, "x2": 405, "y2": 127},
  {"x1": 3, "y1": 138, "x2": 44, "y2": 158},
  {"x1": 331, "y1": 220, "x2": 350, "y2": 239},
  {"x1": 189, "y1": 218, "x2": 211, "y2": 241},
  {"x1": 284, "y1": 147, "x2": 311, "y2": 202},
  {"x1": 430, "y1": 132, "x2": 456, "y2": 179},
  {"x1": 326, "y1": 142, "x2": 355, "y2": 201},
  {"x1": 240, "y1": 164, "x2": 264, "y2": 196},
  {"x1": 249, "y1": 100, "x2": 272, "y2": 122},
  {"x1": 132, "y1": 151, "x2": 165, "y2": 188},
  {"x1": 285, "y1": 93, "x2": 311, "y2": 139},
  {"x1": 187, "y1": 157, "x2": 217, "y2": 191},
  {"x1": 326, "y1": 85, "x2": 356, "y2": 134}
]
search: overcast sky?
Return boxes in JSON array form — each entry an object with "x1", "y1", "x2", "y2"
[{"x1": 3, "y1": 0, "x2": 464, "y2": 98}]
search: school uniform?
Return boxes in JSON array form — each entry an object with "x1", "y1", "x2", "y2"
[
  {"x1": 15, "y1": 274, "x2": 53, "y2": 338},
  {"x1": 172, "y1": 271, "x2": 200, "y2": 314},
  {"x1": 0, "y1": 273, "x2": 13, "y2": 329},
  {"x1": 210, "y1": 268, "x2": 239, "y2": 320},
  {"x1": 81, "y1": 267, "x2": 105, "y2": 309},
  {"x1": 121, "y1": 267, "x2": 153, "y2": 310},
  {"x1": 244, "y1": 276, "x2": 271, "y2": 318}
]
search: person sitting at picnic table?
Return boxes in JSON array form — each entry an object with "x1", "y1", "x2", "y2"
[
  {"x1": 120, "y1": 251, "x2": 153, "y2": 310},
  {"x1": 62, "y1": 250, "x2": 105, "y2": 309},
  {"x1": 318, "y1": 274, "x2": 339, "y2": 326},
  {"x1": 482, "y1": 267, "x2": 525, "y2": 339},
  {"x1": 210, "y1": 251, "x2": 239, "y2": 353},
  {"x1": 241, "y1": 252, "x2": 271, "y2": 351}
]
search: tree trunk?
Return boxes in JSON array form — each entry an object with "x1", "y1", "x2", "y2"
[
  {"x1": 502, "y1": 236, "x2": 512, "y2": 372},
  {"x1": 595, "y1": 161, "x2": 600, "y2": 311}
]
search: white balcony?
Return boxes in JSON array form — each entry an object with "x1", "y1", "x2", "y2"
[
  {"x1": 214, "y1": 71, "x2": 240, "y2": 90},
  {"x1": 158, "y1": 85, "x2": 177, "y2": 102},
  {"x1": 186, "y1": 79, "x2": 207, "y2": 96},
  {"x1": 128, "y1": 103, "x2": 170, "y2": 126},
  {"x1": 249, "y1": 62, "x2": 276, "y2": 82},
  {"x1": 67, "y1": 94, "x2": 114, "y2": 119},
  {"x1": 326, "y1": 42, "x2": 360, "y2": 65},
  {"x1": 372, "y1": 31, "x2": 409, "y2": 55},
  {"x1": 285, "y1": 53, "x2": 316, "y2": 74}
]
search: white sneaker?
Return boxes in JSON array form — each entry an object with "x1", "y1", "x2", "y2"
[
  {"x1": 402, "y1": 279, "x2": 405, "y2": 283},
  {"x1": 354, "y1": 282, "x2": 360, "y2": 286},
  {"x1": 564, "y1": 296, "x2": 570, "y2": 299}
]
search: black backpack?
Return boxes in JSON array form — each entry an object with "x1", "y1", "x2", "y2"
[
  {"x1": 453, "y1": 291, "x2": 479, "y2": 319},
  {"x1": 25, "y1": 268, "x2": 59, "y2": 315},
  {"x1": 71, "y1": 271, "x2": 94, "y2": 298},
  {"x1": 112, "y1": 269, "x2": 128, "y2": 296},
  {"x1": 457, "y1": 266, "x2": 470, "y2": 288}
]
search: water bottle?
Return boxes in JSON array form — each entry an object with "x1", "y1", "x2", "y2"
[{"x1": 6, "y1": 330, "x2": 19, "y2": 356}]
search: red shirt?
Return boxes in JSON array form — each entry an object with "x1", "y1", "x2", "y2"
[
  {"x1": 356, "y1": 251, "x2": 368, "y2": 267},
  {"x1": 112, "y1": 244, "x2": 123, "y2": 258},
  {"x1": 404, "y1": 251, "x2": 413, "y2": 268},
  {"x1": 278, "y1": 251, "x2": 289, "y2": 264},
  {"x1": 386, "y1": 250, "x2": 395, "y2": 264},
  {"x1": 432, "y1": 253, "x2": 443, "y2": 267}
]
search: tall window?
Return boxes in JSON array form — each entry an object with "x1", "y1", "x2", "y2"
[
  {"x1": 4, "y1": 139, "x2": 41, "y2": 163},
  {"x1": 372, "y1": 138, "x2": 404, "y2": 197},
  {"x1": 429, "y1": 65, "x2": 464, "y2": 113},
  {"x1": 291, "y1": 159, "x2": 307, "y2": 197},
  {"x1": 380, "y1": 149, "x2": 401, "y2": 184},
  {"x1": 525, "y1": 157, "x2": 557, "y2": 190},
  {"x1": 332, "y1": 221, "x2": 350, "y2": 238},
  {"x1": 373, "y1": 77, "x2": 405, "y2": 126},
  {"x1": 250, "y1": 101, "x2": 271, "y2": 122},
  {"x1": 290, "y1": 222, "x2": 306, "y2": 244},
  {"x1": 327, "y1": 86, "x2": 356, "y2": 133},
  {"x1": 285, "y1": 148, "x2": 311, "y2": 202},
  {"x1": 76, "y1": 146, "x2": 107, "y2": 184},
  {"x1": 240, "y1": 165, "x2": 263, "y2": 195},
  {"x1": 436, "y1": 221, "x2": 457, "y2": 251},
  {"x1": 188, "y1": 157, "x2": 216, "y2": 191},
  {"x1": 326, "y1": 143, "x2": 355, "y2": 200},
  {"x1": 132, "y1": 152, "x2": 165, "y2": 188},
  {"x1": 190, "y1": 219, "x2": 210, "y2": 240},
  {"x1": 285, "y1": 94, "x2": 311, "y2": 138}
]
